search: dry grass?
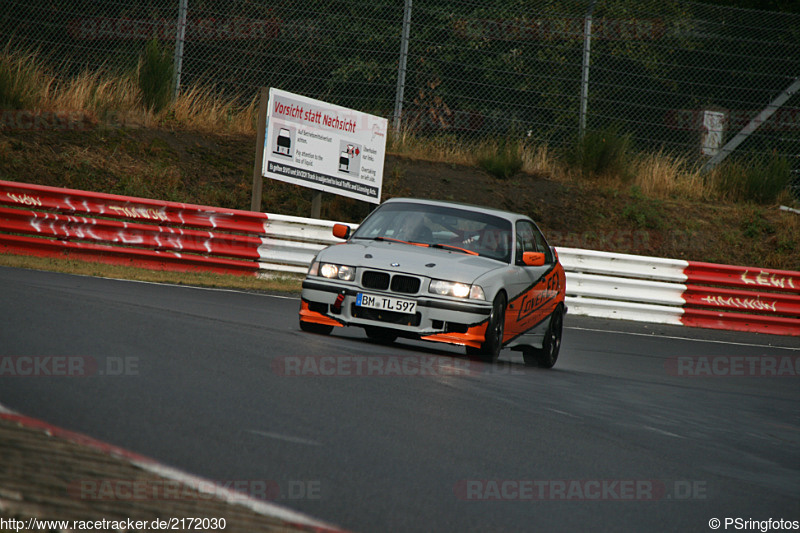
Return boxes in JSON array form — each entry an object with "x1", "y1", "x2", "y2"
[
  {"x1": 387, "y1": 127, "x2": 476, "y2": 165},
  {"x1": 54, "y1": 70, "x2": 136, "y2": 111},
  {"x1": 170, "y1": 85, "x2": 258, "y2": 134},
  {"x1": 0, "y1": 46, "x2": 51, "y2": 109},
  {"x1": 631, "y1": 149, "x2": 711, "y2": 200},
  {"x1": 386, "y1": 128, "x2": 723, "y2": 204},
  {"x1": 4, "y1": 46, "x2": 796, "y2": 207},
  {"x1": 387, "y1": 129, "x2": 564, "y2": 181},
  {"x1": 0, "y1": 46, "x2": 257, "y2": 134},
  {"x1": 520, "y1": 142, "x2": 565, "y2": 179}
]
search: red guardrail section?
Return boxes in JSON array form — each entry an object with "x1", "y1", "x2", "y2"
[
  {"x1": 682, "y1": 262, "x2": 800, "y2": 336},
  {"x1": 0, "y1": 180, "x2": 268, "y2": 276}
]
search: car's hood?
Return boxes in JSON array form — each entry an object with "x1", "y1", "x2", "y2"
[{"x1": 316, "y1": 240, "x2": 505, "y2": 284}]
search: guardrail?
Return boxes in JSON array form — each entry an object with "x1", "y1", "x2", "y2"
[
  {"x1": 560, "y1": 248, "x2": 800, "y2": 336},
  {"x1": 681, "y1": 263, "x2": 800, "y2": 336},
  {"x1": 0, "y1": 180, "x2": 269, "y2": 275},
  {"x1": 2, "y1": 180, "x2": 798, "y2": 336}
]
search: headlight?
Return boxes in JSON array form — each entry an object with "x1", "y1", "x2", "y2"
[
  {"x1": 429, "y1": 280, "x2": 484, "y2": 299},
  {"x1": 318, "y1": 262, "x2": 355, "y2": 281}
]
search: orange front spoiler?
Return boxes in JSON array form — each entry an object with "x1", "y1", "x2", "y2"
[
  {"x1": 299, "y1": 301, "x2": 345, "y2": 328},
  {"x1": 421, "y1": 322, "x2": 488, "y2": 350}
]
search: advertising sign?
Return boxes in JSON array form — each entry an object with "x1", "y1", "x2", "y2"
[{"x1": 262, "y1": 88, "x2": 387, "y2": 204}]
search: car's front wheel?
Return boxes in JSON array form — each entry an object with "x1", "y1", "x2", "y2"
[
  {"x1": 467, "y1": 292, "x2": 506, "y2": 363},
  {"x1": 299, "y1": 320, "x2": 334, "y2": 335},
  {"x1": 522, "y1": 306, "x2": 563, "y2": 368}
]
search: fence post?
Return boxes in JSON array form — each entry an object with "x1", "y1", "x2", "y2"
[
  {"x1": 392, "y1": 0, "x2": 413, "y2": 133},
  {"x1": 578, "y1": 0, "x2": 597, "y2": 141},
  {"x1": 172, "y1": 0, "x2": 188, "y2": 100},
  {"x1": 251, "y1": 87, "x2": 269, "y2": 213}
]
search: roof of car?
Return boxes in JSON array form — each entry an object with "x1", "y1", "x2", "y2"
[{"x1": 382, "y1": 197, "x2": 530, "y2": 222}]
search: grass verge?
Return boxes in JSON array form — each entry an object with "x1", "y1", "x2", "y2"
[{"x1": 0, "y1": 253, "x2": 302, "y2": 294}]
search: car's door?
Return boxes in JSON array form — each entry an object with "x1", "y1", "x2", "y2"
[{"x1": 504, "y1": 220, "x2": 558, "y2": 339}]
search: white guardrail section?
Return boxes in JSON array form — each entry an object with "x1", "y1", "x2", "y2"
[
  {"x1": 257, "y1": 214, "x2": 347, "y2": 276},
  {"x1": 257, "y1": 216, "x2": 691, "y2": 325},
  {"x1": 558, "y1": 247, "x2": 688, "y2": 325}
]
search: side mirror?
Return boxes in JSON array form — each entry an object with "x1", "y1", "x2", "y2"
[
  {"x1": 333, "y1": 224, "x2": 351, "y2": 240},
  {"x1": 522, "y1": 251, "x2": 545, "y2": 266}
]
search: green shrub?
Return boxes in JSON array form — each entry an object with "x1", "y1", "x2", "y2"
[
  {"x1": 714, "y1": 154, "x2": 790, "y2": 204},
  {"x1": 477, "y1": 138, "x2": 523, "y2": 180},
  {"x1": 568, "y1": 125, "x2": 633, "y2": 179},
  {"x1": 138, "y1": 39, "x2": 173, "y2": 113}
]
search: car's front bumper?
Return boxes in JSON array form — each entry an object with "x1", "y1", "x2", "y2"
[{"x1": 300, "y1": 278, "x2": 493, "y2": 349}]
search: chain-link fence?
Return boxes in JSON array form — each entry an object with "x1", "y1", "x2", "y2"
[{"x1": 3, "y1": 0, "x2": 800, "y2": 189}]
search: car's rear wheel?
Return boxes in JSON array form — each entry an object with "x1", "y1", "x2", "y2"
[
  {"x1": 364, "y1": 326, "x2": 398, "y2": 344},
  {"x1": 522, "y1": 306, "x2": 563, "y2": 368},
  {"x1": 299, "y1": 320, "x2": 333, "y2": 335},
  {"x1": 467, "y1": 292, "x2": 506, "y2": 363}
]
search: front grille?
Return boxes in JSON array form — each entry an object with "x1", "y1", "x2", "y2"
[
  {"x1": 362, "y1": 270, "x2": 390, "y2": 290},
  {"x1": 361, "y1": 271, "x2": 421, "y2": 294},
  {"x1": 391, "y1": 275, "x2": 421, "y2": 294},
  {"x1": 352, "y1": 304, "x2": 421, "y2": 326}
]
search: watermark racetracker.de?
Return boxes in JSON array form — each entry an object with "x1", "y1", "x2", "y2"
[
  {"x1": 69, "y1": 478, "x2": 322, "y2": 502},
  {"x1": 0, "y1": 356, "x2": 139, "y2": 377},
  {"x1": 0, "y1": 110, "x2": 96, "y2": 132},
  {"x1": 665, "y1": 355, "x2": 800, "y2": 378},
  {"x1": 454, "y1": 479, "x2": 708, "y2": 501},
  {"x1": 271, "y1": 354, "x2": 526, "y2": 377}
]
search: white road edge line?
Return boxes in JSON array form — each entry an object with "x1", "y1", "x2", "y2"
[
  {"x1": 129, "y1": 458, "x2": 339, "y2": 531},
  {"x1": 566, "y1": 326, "x2": 800, "y2": 351},
  {"x1": 643, "y1": 425, "x2": 686, "y2": 439},
  {"x1": 247, "y1": 429, "x2": 322, "y2": 446},
  {"x1": 545, "y1": 408, "x2": 582, "y2": 420}
]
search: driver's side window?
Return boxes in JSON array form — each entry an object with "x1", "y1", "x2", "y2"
[
  {"x1": 515, "y1": 220, "x2": 553, "y2": 265},
  {"x1": 515, "y1": 221, "x2": 534, "y2": 265}
]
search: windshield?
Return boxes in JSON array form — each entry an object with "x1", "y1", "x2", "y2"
[{"x1": 352, "y1": 202, "x2": 512, "y2": 263}]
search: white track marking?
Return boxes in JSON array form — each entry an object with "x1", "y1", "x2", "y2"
[
  {"x1": 247, "y1": 429, "x2": 322, "y2": 446},
  {"x1": 643, "y1": 426, "x2": 685, "y2": 439},
  {"x1": 130, "y1": 458, "x2": 341, "y2": 531},
  {"x1": 545, "y1": 408, "x2": 582, "y2": 420}
]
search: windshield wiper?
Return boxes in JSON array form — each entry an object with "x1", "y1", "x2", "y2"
[
  {"x1": 428, "y1": 243, "x2": 479, "y2": 256},
  {"x1": 372, "y1": 237, "x2": 428, "y2": 247}
]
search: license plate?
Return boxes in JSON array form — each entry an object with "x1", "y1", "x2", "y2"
[{"x1": 356, "y1": 293, "x2": 417, "y2": 314}]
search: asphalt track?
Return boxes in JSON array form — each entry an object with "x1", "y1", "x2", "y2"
[{"x1": 1, "y1": 266, "x2": 798, "y2": 532}]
